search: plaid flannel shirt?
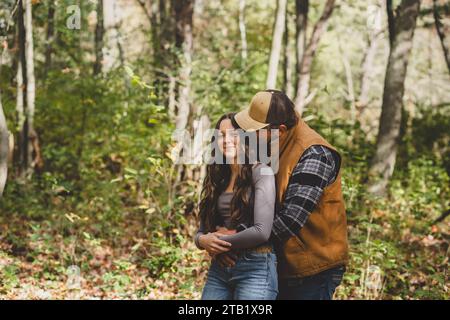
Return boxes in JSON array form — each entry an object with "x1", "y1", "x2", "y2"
[{"x1": 271, "y1": 145, "x2": 340, "y2": 243}]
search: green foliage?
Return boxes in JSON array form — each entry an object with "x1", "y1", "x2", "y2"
[{"x1": 0, "y1": 251, "x2": 20, "y2": 293}]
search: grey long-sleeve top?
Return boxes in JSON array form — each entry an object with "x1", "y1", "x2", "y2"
[{"x1": 194, "y1": 163, "x2": 276, "y2": 249}]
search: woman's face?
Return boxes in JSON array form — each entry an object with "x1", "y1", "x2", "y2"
[{"x1": 217, "y1": 119, "x2": 240, "y2": 162}]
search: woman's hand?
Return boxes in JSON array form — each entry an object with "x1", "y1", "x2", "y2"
[
  {"x1": 212, "y1": 252, "x2": 238, "y2": 268},
  {"x1": 198, "y1": 232, "x2": 232, "y2": 254}
]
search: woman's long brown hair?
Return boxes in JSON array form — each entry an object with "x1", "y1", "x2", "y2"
[{"x1": 198, "y1": 113, "x2": 255, "y2": 232}]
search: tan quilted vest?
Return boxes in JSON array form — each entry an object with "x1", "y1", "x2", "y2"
[{"x1": 275, "y1": 118, "x2": 349, "y2": 278}]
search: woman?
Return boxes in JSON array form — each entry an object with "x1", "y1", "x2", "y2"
[{"x1": 194, "y1": 113, "x2": 278, "y2": 300}]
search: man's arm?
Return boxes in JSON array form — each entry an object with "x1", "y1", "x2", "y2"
[{"x1": 271, "y1": 145, "x2": 340, "y2": 243}]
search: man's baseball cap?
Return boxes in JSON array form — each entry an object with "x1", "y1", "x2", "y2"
[{"x1": 234, "y1": 90, "x2": 298, "y2": 131}]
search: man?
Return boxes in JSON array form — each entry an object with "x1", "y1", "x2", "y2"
[{"x1": 216, "y1": 89, "x2": 349, "y2": 300}]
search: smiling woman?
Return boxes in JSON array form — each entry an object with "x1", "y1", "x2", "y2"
[{"x1": 195, "y1": 112, "x2": 277, "y2": 300}]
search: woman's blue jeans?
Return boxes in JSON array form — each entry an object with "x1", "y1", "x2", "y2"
[{"x1": 201, "y1": 251, "x2": 278, "y2": 300}]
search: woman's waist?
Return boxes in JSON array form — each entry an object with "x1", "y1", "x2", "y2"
[
  {"x1": 211, "y1": 243, "x2": 276, "y2": 270},
  {"x1": 234, "y1": 242, "x2": 274, "y2": 255}
]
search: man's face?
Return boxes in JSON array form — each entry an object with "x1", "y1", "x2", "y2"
[
  {"x1": 256, "y1": 125, "x2": 287, "y2": 145},
  {"x1": 256, "y1": 127, "x2": 271, "y2": 145}
]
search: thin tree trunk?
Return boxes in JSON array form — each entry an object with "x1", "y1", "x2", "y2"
[
  {"x1": 238, "y1": 0, "x2": 248, "y2": 62},
  {"x1": 24, "y1": 0, "x2": 37, "y2": 175},
  {"x1": 0, "y1": 49, "x2": 9, "y2": 197},
  {"x1": 149, "y1": 0, "x2": 174, "y2": 106},
  {"x1": 0, "y1": 97, "x2": 7, "y2": 197},
  {"x1": 44, "y1": 0, "x2": 55, "y2": 76},
  {"x1": 112, "y1": 1, "x2": 125, "y2": 69},
  {"x1": 103, "y1": 0, "x2": 125, "y2": 71},
  {"x1": 386, "y1": 0, "x2": 395, "y2": 45},
  {"x1": 150, "y1": 0, "x2": 162, "y2": 66},
  {"x1": 294, "y1": 0, "x2": 335, "y2": 114},
  {"x1": 0, "y1": 1, "x2": 19, "y2": 194},
  {"x1": 16, "y1": 58, "x2": 25, "y2": 140},
  {"x1": 266, "y1": 0, "x2": 287, "y2": 89},
  {"x1": 170, "y1": 0, "x2": 197, "y2": 196},
  {"x1": 358, "y1": 31, "x2": 382, "y2": 109},
  {"x1": 173, "y1": 0, "x2": 194, "y2": 132},
  {"x1": 368, "y1": 0, "x2": 421, "y2": 196},
  {"x1": 294, "y1": 0, "x2": 308, "y2": 94},
  {"x1": 358, "y1": 0, "x2": 383, "y2": 110},
  {"x1": 17, "y1": 0, "x2": 28, "y2": 176},
  {"x1": 94, "y1": 0, "x2": 104, "y2": 75},
  {"x1": 433, "y1": 0, "x2": 450, "y2": 73},
  {"x1": 283, "y1": 7, "x2": 295, "y2": 98},
  {"x1": 138, "y1": 0, "x2": 176, "y2": 112},
  {"x1": 15, "y1": 0, "x2": 41, "y2": 177},
  {"x1": 338, "y1": 36, "x2": 356, "y2": 122},
  {"x1": 168, "y1": 75, "x2": 176, "y2": 119}
]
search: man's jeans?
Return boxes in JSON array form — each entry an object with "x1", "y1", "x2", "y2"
[
  {"x1": 201, "y1": 251, "x2": 278, "y2": 300},
  {"x1": 278, "y1": 265, "x2": 345, "y2": 300}
]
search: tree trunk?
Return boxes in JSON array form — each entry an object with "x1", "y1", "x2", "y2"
[
  {"x1": 24, "y1": 0, "x2": 37, "y2": 174},
  {"x1": 283, "y1": 7, "x2": 295, "y2": 98},
  {"x1": 0, "y1": 50, "x2": 9, "y2": 197},
  {"x1": 103, "y1": 0, "x2": 125, "y2": 71},
  {"x1": 44, "y1": 0, "x2": 55, "y2": 76},
  {"x1": 357, "y1": 0, "x2": 383, "y2": 110},
  {"x1": 172, "y1": 0, "x2": 194, "y2": 132},
  {"x1": 171, "y1": 0, "x2": 202, "y2": 200},
  {"x1": 266, "y1": 0, "x2": 287, "y2": 89},
  {"x1": 16, "y1": 58, "x2": 25, "y2": 171},
  {"x1": 168, "y1": 75, "x2": 176, "y2": 119},
  {"x1": 338, "y1": 35, "x2": 356, "y2": 122},
  {"x1": 113, "y1": 2, "x2": 126, "y2": 69},
  {"x1": 294, "y1": 0, "x2": 335, "y2": 114},
  {"x1": 16, "y1": 0, "x2": 39, "y2": 178},
  {"x1": 17, "y1": 0, "x2": 28, "y2": 176},
  {"x1": 433, "y1": 0, "x2": 450, "y2": 73},
  {"x1": 0, "y1": 3, "x2": 16, "y2": 195},
  {"x1": 357, "y1": 32, "x2": 382, "y2": 109},
  {"x1": 238, "y1": 0, "x2": 248, "y2": 62},
  {"x1": 148, "y1": 0, "x2": 174, "y2": 105},
  {"x1": 94, "y1": 0, "x2": 104, "y2": 75},
  {"x1": 150, "y1": 0, "x2": 163, "y2": 66},
  {"x1": 368, "y1": 0, "x2": 421, "y2": 196},
  {"x1": 294, "y1": 0, "x2": 308, "y2": 94},
  {"x1": 0, "y1": 94, "x2": 7, "y2": 197}
]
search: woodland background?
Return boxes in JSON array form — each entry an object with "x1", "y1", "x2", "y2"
[{"x1": 0, "y1": 0, "x2": 449, "y2": 299}]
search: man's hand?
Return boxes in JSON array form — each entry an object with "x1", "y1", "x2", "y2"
[
  {"x1": 211, "y1": 252, "x2": 238, "y2": 268},
  {"x1": 214, "y1": 226, "x2": 237, "y2": 236},
  {"x1": 198, "y1": 233, "x2": 232, "y2": 255}
]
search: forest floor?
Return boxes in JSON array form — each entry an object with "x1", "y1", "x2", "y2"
[
  {"x1": 0, "y1": 218, "x2": 207, "y2": 300},
  {"x1": 0, "y1": 211, "x2": 448, "y2": 300}
]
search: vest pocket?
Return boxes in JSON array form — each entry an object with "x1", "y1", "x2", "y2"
[
  {"x1": 282, "y1": 235, "x2": 312, "y2": 273},
  {"x1": 282, "y1": 233, "x2": 306, "y2": 252}
]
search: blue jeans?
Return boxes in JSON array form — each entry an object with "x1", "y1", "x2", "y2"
[
  {"x1": 201, "y1": 251, "x2": 278, "y2": 300},
  {"x1": 278, "y1": 265, "x2": 345, "y2": 300}
]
